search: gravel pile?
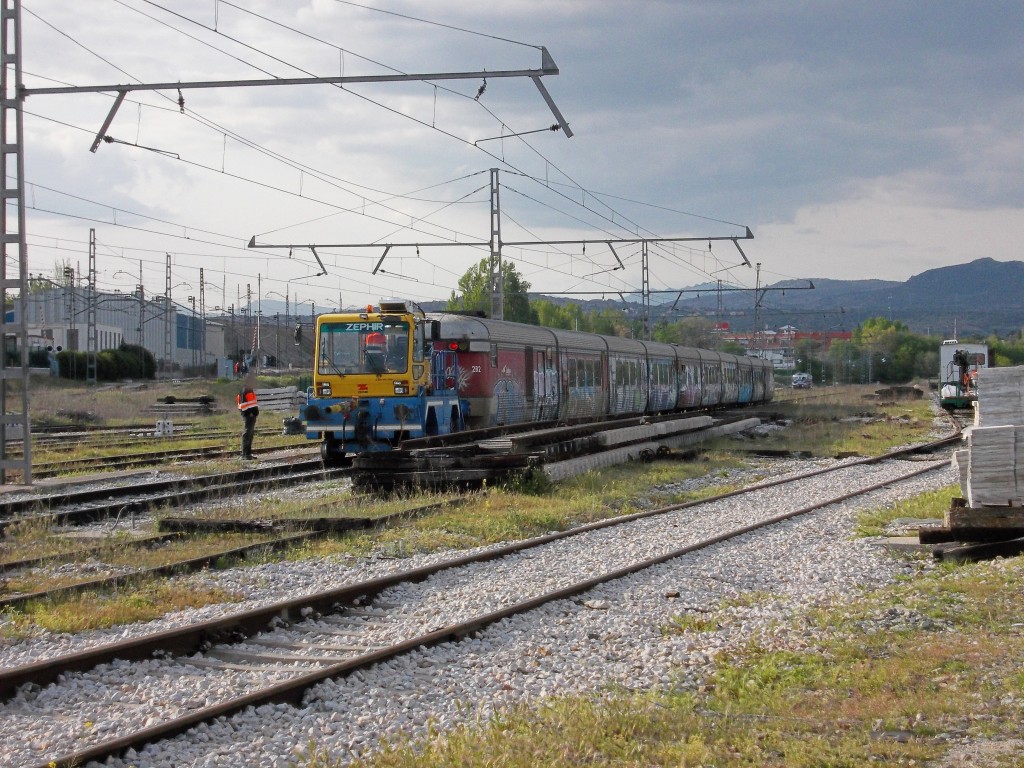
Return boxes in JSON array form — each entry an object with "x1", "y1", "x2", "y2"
[{"x1": 0, "y1": 457, "x2": 955, "y2": 768}]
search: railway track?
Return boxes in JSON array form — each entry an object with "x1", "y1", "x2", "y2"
[
  {"x1": 0, "y1": 444, "x2": 954, "y2": 768},
  {"x1": 1, "y1": 411, "x2": 958, "y2": 601},
  {"x1": 0, "y1": 459, "x2": 343, "y2": 533},
  {"x1": 7, "y1": 425, "x2": 284, "y2": 457},
  {"x1": 0, "y1": 497, "x2": 465, "y2": 611},
  {"x1": 30, "y1": 441, "x2": 317, "y2": 479}
]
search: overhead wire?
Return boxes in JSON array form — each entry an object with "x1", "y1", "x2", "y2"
[
  {"x1": 22, "y1": 109, "x2": 486, "y2": 250},
  {"x1": 19, "y1": 26, "x2": 503, "y2": 296},
  {"x1": 31, "y1": 2, "x2": 622, "y2": 276},
  {"x1": 25, "y1": 4, "x2": 496, "y2": 251},
  {"x1": 328, "y1": 0, "x2": 540, "y2": 50},
  {"x1": 131, "y1": 0, "x2": 666, "y2": 269},
  {"x1": 28, "y1": 1, "x2": 753, "y2": 304}
]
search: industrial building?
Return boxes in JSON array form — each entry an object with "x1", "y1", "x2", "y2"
[{"x1": 13, "y1": 285, "x2": 315, "y2": 377}]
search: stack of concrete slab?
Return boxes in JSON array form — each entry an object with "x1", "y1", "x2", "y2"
[
  {"x1": 974, "y1": 366, "x2": 1024, "y2": 427},
  {"x1": 961, "y1": 425, "x2": 1022, "y2": 506},
  {"x1": 955, "y1": 365, "x2": 1024, "y2": 507}
]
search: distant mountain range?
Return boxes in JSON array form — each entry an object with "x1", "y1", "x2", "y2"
[{"x1": 502, "y1": 257, "x2": 1023, "y2": 338}]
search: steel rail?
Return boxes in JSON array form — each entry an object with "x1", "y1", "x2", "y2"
[
  {"x1": 0, "y1": 464, "x2": 343, "y2": 532},
  {"x1": 32, "y1": 443, "x2": 317, "y2": 478},
  {"x1": 0, "y1": 531, "x2": 318, "y2": 612},
  {"x1": 0, "y1": 459, "x2": 335, "y2": 521},
  {"x1": 22, "y1": 459, "x2": 946, "y2": 768},
  {"x1": 0, "y1": 533, "x2": 181, "y2": 574},
  {"x1": 2, "y1": 435, "x2": 953, "y2": 699},
  {"x1": 0, "y1": 498, "x2": 465, "y2": 610}
]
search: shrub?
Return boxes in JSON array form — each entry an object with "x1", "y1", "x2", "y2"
[{"x1": 56, "y1": 343, "x2": 157, "y2": 381}]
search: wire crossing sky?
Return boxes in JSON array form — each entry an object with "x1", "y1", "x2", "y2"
[{"x1": 15, "y1": 0, "x2": 1024, "y2": 313}]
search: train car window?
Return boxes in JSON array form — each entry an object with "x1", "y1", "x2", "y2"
[
  {"x1": 385, "y1": 332, "x2": 409, "y2": 373},
  {"x1": 525, "y1": 347, "x2": 535, "y2": 398},
  {"x1": 490, "y1": 343, "x2": 498, "y2": 368},
  {"x1": 317, "y1": 319, "x2": 411, "y2": 376},
  {"x1": 317, "y1": 324, "x2": 359, "y2": 374},
  {"x1": 569, "y1": 358, "x2": 577, "y2": 387},
  {"x1": 413, "y1": 321, "x2": 426, "y2": 362}
]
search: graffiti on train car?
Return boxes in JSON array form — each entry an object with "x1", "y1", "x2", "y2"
[{"x1": 301, "y1": 301, "x2": 775, "y2": 464}]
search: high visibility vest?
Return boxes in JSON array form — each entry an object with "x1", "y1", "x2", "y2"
[{"x1": 237, "y1": 389, "x2": 258, "y2": 412}]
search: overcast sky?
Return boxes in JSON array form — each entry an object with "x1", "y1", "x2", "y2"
[{"x1": 15, "y1": 0, "x2": 1024, "y2": 314}]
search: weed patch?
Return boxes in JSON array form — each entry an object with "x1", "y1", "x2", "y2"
[{"x1": 2, "y1": 582, "x2": 240, "y2": 635}]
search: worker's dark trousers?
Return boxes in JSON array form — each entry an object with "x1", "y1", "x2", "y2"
[{"x1": 241, "y1": 412, "x2": 258, "y2": 458}]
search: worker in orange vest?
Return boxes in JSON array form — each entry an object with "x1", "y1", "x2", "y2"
[{"x1": 236, "y1": 381, "x2": 259, "y2": 459}]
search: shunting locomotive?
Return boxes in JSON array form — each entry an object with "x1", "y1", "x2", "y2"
[
  {"x1": 300, "y1": 299, "x2": 775, "y2": 464},
  {"x1": 300, "y1": 300, "x2": 465, "y2": 463}
]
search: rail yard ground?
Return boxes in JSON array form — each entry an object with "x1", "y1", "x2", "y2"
[
  {"x1": 345, "y1": 487, "x2": 1024, "y2": 768},
  {"x1": 3, "y1": 377, "x2": 1023, "y2": 767}
]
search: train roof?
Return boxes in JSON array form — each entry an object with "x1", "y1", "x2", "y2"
[
  {"x1": 429, "y1": 313, "x2": 773, "y2": 370},
  {"x1": 431, "y1": 313, "x2": 558, "y2": 347}
]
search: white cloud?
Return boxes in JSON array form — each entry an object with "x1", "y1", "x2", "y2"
[
  {"x1": 12, "y1": 0, "x2": 1024, "y2": 312},
  {"x1": 758, "y1": 176, "x2": 1024, "y2": 283}
]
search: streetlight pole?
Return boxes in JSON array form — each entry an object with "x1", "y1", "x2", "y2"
[
  {"x1": 188, "y1": 295, "x2": 197, "y2": 370},
  {"x1": 199, "y1": 267, "x2": 206, "y2": 377},
  {"x1": 228, "y1": 306, "x2": 235, "y2": 367},
  {"x1": 266, "y1": 290, "x2": 292, "y2": 367}
]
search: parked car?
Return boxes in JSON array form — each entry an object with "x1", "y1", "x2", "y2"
[{"x1": 791, "y1": 372, "x2": 812, "y2": 389}]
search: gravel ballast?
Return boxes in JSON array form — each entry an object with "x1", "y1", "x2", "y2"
[{"x1": 0, "y1": 457, "x2": 955, "y2": 768}]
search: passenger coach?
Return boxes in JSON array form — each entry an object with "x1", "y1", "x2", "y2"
[{"x1": 432, "y1": 312, "x2": 774, "y2": 431}]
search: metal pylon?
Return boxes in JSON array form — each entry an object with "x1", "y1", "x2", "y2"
[
  {"x1": 0, "y1": 0, "x2": 32, "y2": 484},
  {"x1": 87, "y1": 229, "x2": 98, "y2": 384},
  {"x1": 164, "y1": 254, "x2": 171, "y2": 371},
  {"x1": 641, "y1": 240, "x2": 651, "y2": 340},
  {"x1": 488, "y1": 168, "x2": 503, "y2": 320}
]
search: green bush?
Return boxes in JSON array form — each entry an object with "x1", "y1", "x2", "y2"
[
  {"x1": 56, "y1": 343, "x2": 156, "y2": 381},
  {"x1": 28, "y1": 349, "x2": 50, "y2": 367}
]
